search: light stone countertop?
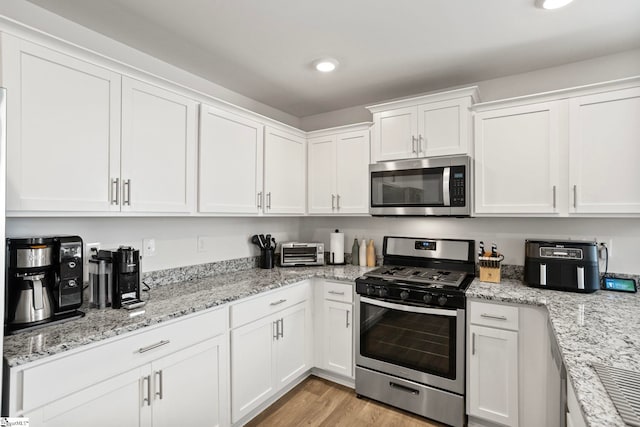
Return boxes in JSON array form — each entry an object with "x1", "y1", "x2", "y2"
[
  {"x1": 5, "y1": 267, "x2": 637, "y2": 426},
  {"x1": 468, "y1": 278, "x2": 640, "y2": 427},
  {"x1": 3, "y1": 264, "x2": 373, "y2": 368}
]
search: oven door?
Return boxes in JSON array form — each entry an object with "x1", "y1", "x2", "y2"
[{"x1": 355, "y1": 295, "x2": 465, "y2": 395}]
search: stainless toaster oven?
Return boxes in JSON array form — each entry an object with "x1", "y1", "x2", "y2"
[{"x1": 280, "y1": 242, "x2": 325, "y2": 266}]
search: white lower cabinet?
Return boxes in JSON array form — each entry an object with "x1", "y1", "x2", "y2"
[
  {"x1": 468, "y1": 324, "x2": 519, "y2": 426},
  {"x1": 315, "y1": 280, "x2": 354, "y2": 378},
  {"x1": 6, "y1": 308, "x2": 229, "y2": 427},
  {"x1": 468, "y1": 300, "x2": 558, "y2": 427},
  {"x1": 229, "y1": 282, "x2": 312, "y2": 423}
]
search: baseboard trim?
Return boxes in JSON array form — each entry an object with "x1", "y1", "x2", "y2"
[{"x1": 310, "y1": 368, "x2": 355, "y2": 389}]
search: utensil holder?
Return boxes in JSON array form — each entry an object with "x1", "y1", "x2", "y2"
[
  {"x1": 479, "y1": 254, "x2": 504, "y2": 283},
  {"x1": 261, "y1": 248, "x2": 275, "y2": 269}
]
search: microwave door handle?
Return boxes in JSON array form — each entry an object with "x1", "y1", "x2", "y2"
[{"x1": 442, "y1": 167, "x2": 451, "y2": 206}]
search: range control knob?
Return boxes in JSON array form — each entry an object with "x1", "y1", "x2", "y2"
[
  {"x1": 437, "y1": 295, "x2": 448, "y2": 306},
  {"x1": 422, "y1": 294, "x2": 433, "y2": 304},
  {"x1": 366, "y1": 286, "x2": 376, "y2": 296},
  {"x1": 378, "y1": 287, "x2": 388, "y2": 298},
  {"x1": 400, "y1": 290, "x2": 409, "y2": 300},
  {"x1": 68, "y1": 279, "x2": 77, "y2": 288}
]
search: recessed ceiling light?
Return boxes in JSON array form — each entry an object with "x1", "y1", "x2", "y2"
[
  {"x1": 536, "y1": 0, "x2": 574, "y2": 9},
  {"x1": 314, "y1": 58, "x2": 339, "y2": 73}
]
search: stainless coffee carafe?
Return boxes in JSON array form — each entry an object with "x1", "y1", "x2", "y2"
[{"x1": 6, "y1": 239, "x2": 56, "y2": 326}]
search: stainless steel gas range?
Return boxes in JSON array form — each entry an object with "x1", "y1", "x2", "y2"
[{"x1": 355, "y1": 236, "x2": 476, "y2": 427}]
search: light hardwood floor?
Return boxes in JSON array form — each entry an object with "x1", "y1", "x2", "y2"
[{"x1": 245, "y1": 375, "x2": 444, "y2": 427}]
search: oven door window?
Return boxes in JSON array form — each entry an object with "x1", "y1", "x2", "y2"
[
  {"x1": 371, "y1": 168, "x2": 444, "y2": 207},
  {"x1": 360, "y1": 300, "x2": 456, "y2": 379}
]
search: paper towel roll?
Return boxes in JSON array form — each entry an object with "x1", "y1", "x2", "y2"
[{"x1": 330, "y1": 230, "x2": 345, "y2": 264}]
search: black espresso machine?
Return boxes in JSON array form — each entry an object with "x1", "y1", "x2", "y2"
[
  {"x1": 524, "y1": 240, "x2": 600, "y2": 293},
  {"x1": 5, "y1": 236, "x2": 85, "y2": 333}
]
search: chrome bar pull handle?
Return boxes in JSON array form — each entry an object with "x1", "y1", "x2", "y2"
[
  {"x1": 346, "y1": 310, "x2": 350, "y2": 328},
  {"x1": 138, "y1": 340, "x2": 170, "y2": 353},
  {"x1": 573, "y1": 185, "x2": 577, "y2": 209},
  {"x1": 257, "y1": 191, "x2": 263, "y2": 208},
  {"x1": 336, "y1": 194, "x2": 340, "y2": 209},
  {"x1": 123, "y1": 179, "x2": 131, "y2": 206},
  {"x1": 267, "y1": 192, "x2": 272, "y2": 209},
  {"x1": 411, "y1": 136, "x2": 417, "y2": 154},
  {"x1": 389, "y1": 382, "x2": 419, "y2": 395},
  {"x1": 279, "y1": 318, "x2": 284, "y2": 339},
  {"x1": 111, "y1": 178, "x2": 119, "y2": 205},
  {"x1": 553, "y1": 185, "x2": 557, "y2": 209},
  {"x1": 331, "y1": 194, "x2": 335, "y2": 209},
  {"x1": 273, "y1": 320, "x2": 278, "y2": 340},
  {"x1": 480, "y1": 313, "x2": 507, "y2": 321},
  {"x1": 472, "y1": 333, "x2": 476, "y2": 355},
  {"x1": 418, "y1": 134, "x2": 424, "y2": 155},
  {"x1": 328, "y1": 290, "x2": 345, "y2": 295},
  {"x1": 270, "y1": 299, "x2": 287, "y2": 306},
  {"x1": 141, "y1": 375, "x2": 151, "y2": 406},
  {"x1": 155, "y1": 370, "x2": 164, "y2": 399}
]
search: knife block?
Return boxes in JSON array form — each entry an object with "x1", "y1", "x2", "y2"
[{"x1": 479, "y1": 254, "x2": 504, "y2": 283}]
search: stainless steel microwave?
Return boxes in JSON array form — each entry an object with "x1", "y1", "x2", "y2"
[{"x1": 369, "y1": 155, "x2": 471, "y2": 216}]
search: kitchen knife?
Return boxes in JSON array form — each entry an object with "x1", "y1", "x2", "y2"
[
  {"x1": 265, "y1": 234, "x2": 271, "y2": 249},
  {"x1": 271, "y1": 237, "x2": 276, "y2": 250},
  {"x1": 257, "y1": 234, "x2": 266, "y2": 249}
]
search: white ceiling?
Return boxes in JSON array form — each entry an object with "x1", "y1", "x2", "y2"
[{"x1": 25, "y1": 0, "x2": 640, "y2": 117}]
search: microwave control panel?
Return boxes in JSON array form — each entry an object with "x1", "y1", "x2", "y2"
[{"x1": 450, "y1": 166, "x2": 466, "y2": 207}]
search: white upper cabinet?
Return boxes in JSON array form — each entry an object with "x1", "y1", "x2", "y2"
[
  {"x1": 368, "y1": 87, "x2": 479, "y2": 162},
  {"x1": 474, "y1": 102, "x2": 561, "y2": 215},
  {"x1": 473, "y1": 77, "x2": 640, "y2": 217},
  {"x1": 307, "y1": 124, "x2": 371, "y2": 215},
  {"x1": 3, "y1": 35, "x2": 121, "y2": 212},
  {"x1": 264, "y1": 127, "x2": 306, "y2": 214},
  {"x1": 199, "y1": 105, "x2": 264, "y2": 214},
  {"x1": 569, "y1": 87, "x2": 640, "y2": 214},
  {"x1": 308, "y1": 134, "x2": 336, "y2": 214},
  {"x1": 121, "y1": 77, "x2": 197, "y2": 213}
]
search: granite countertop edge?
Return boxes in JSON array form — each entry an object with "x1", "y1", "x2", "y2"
[
  {"x1": 3, "y1": 265, "x2": 372, "y2": 368},
  {"x1": 468, "y1": 278, "x2": 639, "y2": 427}
]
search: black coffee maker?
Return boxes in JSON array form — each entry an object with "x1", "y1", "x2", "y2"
[
  {"x1": 91, "y1": 246, "x2": 144, "y2": 309},
  {"x1": 5, "y1": 236, "x2": 84, "y2": 333}
]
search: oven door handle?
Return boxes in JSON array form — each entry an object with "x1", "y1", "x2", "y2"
[{"x1": 359, "y1": 296, "x2": 458, "y2": 317}]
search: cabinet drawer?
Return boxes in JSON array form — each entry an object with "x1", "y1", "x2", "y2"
[
  {"x1": 469, "y1": 300, "x2": 519, "y2": 331},
  {"x1": 230, "y1": 280, "x2": 311, "y2": 329},
  {"x1": 20, "y1": 306, "x2": 227, "y2": 412},
  {"x1": 323, "y1": 280, "x2": 353, "y2": 303}
]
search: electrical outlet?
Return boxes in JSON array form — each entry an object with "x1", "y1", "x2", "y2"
[
  {"x1": 143, "y1": 238, "x2": 156, "y2": 257},
  {"x1": 86, "y1": 242, "x2": 100, "y2": 258},
  {"x1": 596, "y1": 238, "x2": 613, "y2": 260}
]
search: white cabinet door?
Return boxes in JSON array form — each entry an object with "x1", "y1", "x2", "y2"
[
  {"x1": 336, "y1": 130, "x2": 370, "y2": 214},
  {"x1": 468, "y1": 324, "x2": 519, "y2": 427},
  {"x1": 152, "y1": 337, "x2": 228, "y2": 427},
  {"x1": 418, "y1": 98, "x2": 471, "y2": 157},
  {"x1": 199, "y1": 105, "x2": 264, "y2": 214},
  {"x1": 569, "y1": 87, "x2": 640, "y2": 214},
  {"x1": 230, "y1": 314, "x2": 276, "y2": 423},
  {"x1": 3, "y1": 35, "x2": 121, "y2": 212},
  {"x1": 474, "y1": 102, "x2": 560, "y2": 215},
  {"x1": 375, "y1": 106, "x2": 417, "y2": 161},
  {"x1": 264, "y1": 127, "x2": 306, "y2": 214},
  {"x1": 275, "y1": 302, "x2": 310, "y2": 388},
  {"x1": 323, "y1": 300, "x2": 353, "y2": 377},
  {"x1": 24, "y1": 367, "x2": 147, "y2": 427},
  {"x1": 308, "y1": 135, "x2": 336, "y2": 214},
  {"x1": 121, "y1": 77, "x2": 197, "y2": 213}
]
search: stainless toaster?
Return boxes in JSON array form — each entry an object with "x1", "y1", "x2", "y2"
[{"x1": 280, "y1": 242, "x2": 325, "y2": 267}]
